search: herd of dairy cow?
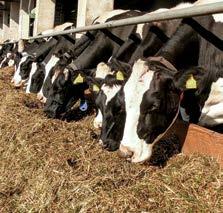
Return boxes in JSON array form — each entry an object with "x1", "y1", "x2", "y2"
[{"x1": 0, "y1": 0, "x2": 222, "y2": 163}]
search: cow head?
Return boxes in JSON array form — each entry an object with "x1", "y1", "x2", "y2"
[
  {"x1": 26, "y1": 62, "x2": 45, "y2": 94},
  {"x1": 86, "y1": 61, "x2": 129, "y2": 151},
  {"x1": 12, "y1": 54, "x2": 34, "y2": 87},
  {"x1": 44, "y1": 65, "x2": 88, "y2": 118},
  {"x1": 119, "y1": 59, "x2": 204, "y2": 163}
]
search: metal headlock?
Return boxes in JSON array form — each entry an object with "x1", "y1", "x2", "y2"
[
  {"x1": 1, "y1": 2, "x2": 223, "y2": 45},
  {"x1": 23, "y1": 2, "x2": 223, "y2": 40}
]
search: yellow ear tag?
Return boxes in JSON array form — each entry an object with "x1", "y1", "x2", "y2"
[
  {"x1": 93, "y1": 84, "x2": 100, "y2": 92},
  {"x1": 73, "y1": 74, "x2": 84, "y2": 84},
  {"x1": 186, "y1": 74, "x2": 197, "y2": 89},
  {"x1": 116, "y1": 71, "x2": 124, "y2": 81}
]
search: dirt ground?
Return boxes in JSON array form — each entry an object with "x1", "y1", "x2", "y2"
[{"x1": 0, "y1": 67, "x2": 222, "y2": 212}]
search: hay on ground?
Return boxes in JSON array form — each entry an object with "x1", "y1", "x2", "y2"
[{"x1": 0, "y1": 67, "x2": 222, "y2": 212}]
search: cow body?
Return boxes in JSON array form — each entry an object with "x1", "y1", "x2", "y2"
[
  {"x1": 118, "y1": 14, "x2": 223, "y2": 163},
  {"x1": 94, "y1": 3, "x2": 194, "y2": 151},
  {"x1": 43, "y1": 10, "x2": 144, "y2": 118}
]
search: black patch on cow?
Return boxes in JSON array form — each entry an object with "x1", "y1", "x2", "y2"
[
  {"x1": 98, "y1": 88, "x2": 126, "y2": 151},
  {"x1": 20, "y1": 56, "x2": 34, "y2": 80},
  {"x1": 30, "y1": 63, "x2": 45, "y2": 93}
]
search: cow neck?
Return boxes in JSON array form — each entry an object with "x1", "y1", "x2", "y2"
[
  {"x1": 147, "y1": 56, "x2": 182, "y2": 147},
  {"x1": 150, "y1": 92, "x2": 183, "y2": 148}
]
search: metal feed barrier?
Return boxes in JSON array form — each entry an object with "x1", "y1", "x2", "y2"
[
  {"x1": 24, "y1": 2, "x2": 223, "y2": 40},
  {"x1": 2, "y1": 2, "x2": 223, "y2": 43}
]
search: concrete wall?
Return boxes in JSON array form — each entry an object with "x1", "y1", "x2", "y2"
[
  {"x1": 0, "y1": 13, "x2": 3, "y2": 42},
  {"x1": 19, "y1": 0, "x2": 32, "y2": 39},
  {"x1": 3, "y1": 9, "x2": 10, "y2": 41},
  {"x1": 77, "y1": 0, "x2": 114, "y2": 27},
  {"x1": 34, "y1": 0, "x2": 56, "y2": 35},
  {"x1": 0, "y1": 0, "x2": 114, "y2": 41},
  {"x1": 76, "y1": 0, "x2": 114, "y2": 37},
  {"x1": 9, "y1": 2, "x2": 20, "y2": 40}
]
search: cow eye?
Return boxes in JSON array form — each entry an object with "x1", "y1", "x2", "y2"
[{"x1": 144, "y1": 102, "x2": 159, "y2": 114}]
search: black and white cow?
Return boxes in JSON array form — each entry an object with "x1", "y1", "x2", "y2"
[
  {"x1": 0, "y1": 41, "x2": 17, "y2": 68},
  {"x1": 92, "y1": 16, "x2": 185, "y2": 132},
  {"x1": 43, "y1": 3, "x2": 194, "y2": 119},
  {"x1": 11, "y1": 38, "x2": 47, "y2": 87},
  {"x1": 11, "y1": 22, "x2": 76, "y2": 88},
  {"x1": 118, "y1": 14, "x2": 223, "y2": 163},
  {"x1": 34, "y1": 10, "x2": 131, "y2": 103},
  {"x1": 88, "y1": 3, "x2": 193, "y2": 150},
  {"x1": 25, "y1": 35, "x2": 78, "y2": 96},
  {"x1": 97, "y1": 10, "x2": 202, "y2": 155},
  {"x1": 43, "y1": 10, "x2": 146, "y2": 118}
]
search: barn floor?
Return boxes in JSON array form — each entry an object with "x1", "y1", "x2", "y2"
[{"x1": 0, "y1": 67, "x2": 222, "y2": 212}]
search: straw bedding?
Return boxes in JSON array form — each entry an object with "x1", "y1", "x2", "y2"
[{"x1": 0, "y1": 67, "x2": 222, "y2": 212}]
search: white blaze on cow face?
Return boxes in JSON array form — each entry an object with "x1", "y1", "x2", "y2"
[
  {"x1": 37, "y1": 54, "x2": 59, "y2": 102},
  {"x1": 101, "y1": 84, "x2": 122, "y2": 106},
  {"x1": 94, "y1": 109, "x2": 103, "y2": 129},
  {"x1": 0, "y1": 56, "x2": 7, "y2": 68},
  {"x1": 8, "y1": 59, "x2": 15, "y2": 67},
  {"x1": 93, "y1": 81, "x2": 121, "y2": 129},
  {"x1": 0, "y1": 53, "x2": 12, "y2": 68},
  {"x1": 12, "y1": 55, "x2": 29, "y2": 86},
  {"x1": 120, "y1": 59, "x2": 155, "y2": 163},
  {"x1": 26, "y1": 62, "x2": 38, "y2": 93},
  {"x1": 95, "y1": 62, "x2": 112, "y2": 79},
  {"x1": 93, "y1": 62, "x2": 114, "y2": 129},
  {"x1": 51, "y1": 69, "x2": 61, "y2": 84},
  {"x1": 199, "y1": 78, "x2": 223, "y2": 126}
]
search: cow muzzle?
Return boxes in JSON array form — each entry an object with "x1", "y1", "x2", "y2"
[
  {"x1": 119, "y1": 140, "x2": 153, "y2": 163},
  {"x1": 37, "y1": 93, "x2": 47, "y2": 103},
  {"x1": 118, "y1": 144, "x2": 133, "y2": 158},
  {"x1": 14, "y1": 79, "x2": 26, "y2": 88}
]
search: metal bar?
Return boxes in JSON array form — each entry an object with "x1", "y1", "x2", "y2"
[{"x1": 24, "y1": 2, "x2": 223, "y2": 40}]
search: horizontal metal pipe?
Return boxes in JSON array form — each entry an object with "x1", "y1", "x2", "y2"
[{"x1": 24, "y1": 2, "x2": 223, "y2": 40}]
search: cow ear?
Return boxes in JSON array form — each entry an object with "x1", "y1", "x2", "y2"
[
  {"x1": 72, "y1": 73, "x2": 84, "y2": 85},
  {"x1": 174, "y1": 67, "x2": 205, "y2": 90},
  {"x1": 85, "y1": 76, "x2": 103, "y2": 86},
  {"x1": 109, "y1": 58, "x2": 131, "y2": 76},
  {"x1": 85, "y1": 76, "x2": 103, "y2": 93}
]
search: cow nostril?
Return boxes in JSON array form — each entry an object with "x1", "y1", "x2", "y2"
[
  {"x1": 37, "y1": 93, "x2": 42, "y2": 100},
  {"x1": 40, "y1": 97, "x2": 47, "y2": 103},
  {"x1": 118, "y1": 145, "x2": 133, "y2": 158},
  {"x1": 37, "y1": 94, "x2": 47, "y2": 103},
  {"x1": 14, "y1": 82, "x2": 23, "y2": 88}
]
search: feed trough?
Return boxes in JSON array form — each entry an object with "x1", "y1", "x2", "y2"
[{"x1": 168, "y1": 120, "x2": 223, "y2": 167}]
